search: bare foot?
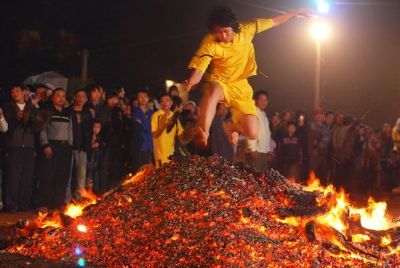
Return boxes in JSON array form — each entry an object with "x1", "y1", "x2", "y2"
[
  {"x1": 195, "y1": 127, "x2": 209, "y2": 148},
  {"x1": 231, "y1": 131, "x2": 239, "y2": 145},
  {"x1": 224, "y1": 122, "x2": 239, "y2": 145}
]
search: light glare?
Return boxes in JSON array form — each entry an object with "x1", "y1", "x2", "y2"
[
  {"x1": 317, "y1": 1, "x2": 330, "y2": 14},
  {"x1": 165, "y1": 80, "x2": 174, "y2": 88},
  {"x1": 311, "y1": 21, "x2": 331, "y2": 41},
  {"x1": 77, "y1": 224, "x2": 88, "y2": 233}
]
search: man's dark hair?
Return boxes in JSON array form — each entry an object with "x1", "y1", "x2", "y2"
[
  {"x1": 34, "y1": 84, "x2": 49, "y2": 91},
  {"x1": 254, "y1": 90, "x2": 269, "y2": 100},
  {"x1": 171, "y1": 96, "x2": 183, "y2": 111},
  {"x1": 74, "y1": 88, "x2": 87, "y2": 96},
  {"x1": 325, "y1": 111, "x2": 335, "y2": 117},
  {"x1": 287, "y1": 121, "x2": 297, "y2": 128},
  {"x1": 207, "y1": 6, "x2": 240, "y2": 33},
  {"x1": 85, "y1": 83, "x2": 101, "y2": 94},
  {"x1": 158, "y1": 93, "x2": 172, "y2": 102},
  {"x1": 10, "y1": 84, "x2": 23, "y2": 91},
  {"x1": 53, "y1": 88, "x2": 65, "y2": 95},
  {"x1": 115, "y1": 85, "x2": 124, "y2": 93},
  {"x1": 105, "y1": 91, "x2": 119, "y2": 100},
  {"x1": 136, "y1": 89, "x2": 150, "y2": 98},
  {"x1": 169, "y1": 85, "x2": 179, "y2": 93},
  {"x1": 93, "y1": 118, "x2": 102, "y2": 126}
]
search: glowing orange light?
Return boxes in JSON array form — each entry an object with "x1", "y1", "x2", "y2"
[{"x1": 77, "y1": 224, "x2": 88, "y2": 233}]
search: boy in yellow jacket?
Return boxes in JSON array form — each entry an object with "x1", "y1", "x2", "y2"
[{"x1": 185, "y1": 6, "x2": 311, "y2": 148}]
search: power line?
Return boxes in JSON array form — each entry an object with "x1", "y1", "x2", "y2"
[
  {"x1": 236, "y1": 0, "x2": 315, "y2": 18},
  {"x1": 90, "y1": 30, "x2": 203, "y2": 54},
  {"x1": 236, "y1": 0, "x2": 291, "y2": 14},
  {"x1": 237, "y1": 0, "x2": 400, "y2": 13},
  {"x1": 335, "y1": 0, "x2": 400, "y2": 6}
]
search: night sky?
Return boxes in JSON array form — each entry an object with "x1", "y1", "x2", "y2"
[{"x1": 1, "y1": 0, "x2": 399, "y2": 126}]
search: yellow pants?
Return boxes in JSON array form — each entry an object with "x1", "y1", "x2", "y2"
[{"x1": 209, "y1": 79, "x2": 257, "y2": 124}]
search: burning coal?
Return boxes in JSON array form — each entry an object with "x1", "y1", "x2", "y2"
[{"x1": 2, "y1": 156, "x2": 400, "y2": 266}]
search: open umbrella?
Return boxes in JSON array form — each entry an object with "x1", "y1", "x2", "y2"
[{"x1": 23, "y1": 71, "x2": 68, "y2": 90}]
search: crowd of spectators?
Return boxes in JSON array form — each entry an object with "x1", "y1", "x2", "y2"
[{"x1": 0, "y1": 83, "x2": 399, "y2": 213}]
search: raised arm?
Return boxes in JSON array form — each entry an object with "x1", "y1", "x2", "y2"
[
  {"x1": 271, "y1": 9, "x2": 312, "y2": 27},
  {"x1": 184, "y1": 69, "x2": 204, "y2": 91},
  {"x1": 185, "y1": 35, "x2": 215, "y2": 91}
]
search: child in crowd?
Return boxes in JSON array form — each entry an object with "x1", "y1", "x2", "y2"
[{"x1": 87, "y1": 120, "x2": 105, "y2": 195}]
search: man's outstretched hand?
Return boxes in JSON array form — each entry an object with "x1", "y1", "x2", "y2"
[
  {"x1": 184, "y1": 69, "x2": 204, "y2": 92},
  {"x1": 294, "y1": 8, "x2": 314, "y2": 20},
  {"x1": 184, "y1": 80, "x2": 194, "y2": 92}
]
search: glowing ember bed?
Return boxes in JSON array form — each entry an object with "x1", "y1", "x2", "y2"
[{"x1": 1, "y1": 156, "x2": 399, "y2": 267}]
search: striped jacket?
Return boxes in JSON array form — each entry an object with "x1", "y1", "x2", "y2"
[{"x1": 40, "y1": 106, "x2": 73, "y2": 147}]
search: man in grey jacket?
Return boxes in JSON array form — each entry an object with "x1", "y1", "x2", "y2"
[{"x1": 37, "y1": 88, "x2": 73, "y2": 209}]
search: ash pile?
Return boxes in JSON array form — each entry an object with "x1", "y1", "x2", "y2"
[{"x1": 3, "y1": 156, "x2": 400, "y2": 266}]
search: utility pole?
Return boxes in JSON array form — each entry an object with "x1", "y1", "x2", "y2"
[
  {"x1": 81, "y1": 49, "x2": 89, "y2": 81},
  {"x1": 314, "y1": 41, "x2": 322, "y2": 108}
]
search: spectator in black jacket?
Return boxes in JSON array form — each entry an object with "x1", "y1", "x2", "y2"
[
  {"x1": 37, "y1": 88, "x2": 73, "y2": 209},
  {"x1": 278, "y1": 121, "x2": 302, "y2": 179},
  {"x1": 34, "y1": 84, "x2": 52, "y2": 109},
  {"x1": 85, "y1": 84, "x2": 104, "y2": 119},
  {"x1": 66, "y1": 89, "x2": 93, "y2": 201},
  {"x1": 3, "y1": 85, "x2": 41, "y2": 212},
  {"x1": 209, "y1": 103, "x2": 234, "y2": 162},
  {"x1": 0, "y1": 106, "x2": 9, "y2": 211},
  {"x1": 97, "y1": 92, "x2": 124, "y2": 192}
]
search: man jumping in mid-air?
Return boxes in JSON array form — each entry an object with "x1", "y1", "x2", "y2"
[{"x1": 185, "y1": 6, "x2": 311, "y2": 149}]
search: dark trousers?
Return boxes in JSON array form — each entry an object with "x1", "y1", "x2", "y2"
[
  {"x1": 245, "y1": 152, "x2": 269, "y2": 172},
  {"x1": 87, "y1": 149, "x2": 102, "y2": 195},
  {"x1": 310, "y1": 150, "x2": 329, "y2": 184},
  {"x1": 37, "y1": 143, "x2": 72, "y2": 209},
  {"x1": 99, "y1": 146, "x2": 123, "y2": 193},
  {"x1": 132, "y1": 151, "x2": 153, "y2": 172},
  {"x1": 98, "y1": 146, "x2": 121, "y2": 193},
  {"x1": 332, "y1": 159, "x2": 354, "y2": 190},
  {"x1": 5, "y1": 147, "x2": 35, "y2": 212}
]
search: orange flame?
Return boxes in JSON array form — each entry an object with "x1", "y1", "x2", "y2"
[
  {"x1": 123, "y1": 166, "x2": 153, "y2": 185},
  {"x1": 275, "y1": 171, "x2": 400, "y2": 261},
  {"x1": 349, "y1": 197, "x2": 400, "y2": 231},
  {"x1": 64, "y1": 189, "x2": 98, "y2": 219},
  {"x1": 302, "y1": 173, "x2": 399, "y2": 233},
  {"x1": 351, "y1": 234, "x2": 371, "y2": 243}
]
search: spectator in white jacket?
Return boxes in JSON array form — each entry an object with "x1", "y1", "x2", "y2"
[{"x1": 246, "y1": 90, "x2": 272, "y2": 172}]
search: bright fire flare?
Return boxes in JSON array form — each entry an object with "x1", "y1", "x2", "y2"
[
  {"x1": 123, "y1": 166, "x2": 152, "y2": 185},
  {"x1": 351, "y1": 234, "x2": 371, "y2": 243},
  {"x1": 316, "y1": 190, "x2": 349, "y2": 233},
  {"x1": 64, "y1": 189, "x2": 98, "y2": 219},
  {"x1": 302, "y1": 174, "x2": 399, "y2": 233},
  {"x1": 349, "y1": 197, "x2": 400, "y2": 231},
  {"x1": 77, "y1": 224, "x2": 88, "y2": 233}
]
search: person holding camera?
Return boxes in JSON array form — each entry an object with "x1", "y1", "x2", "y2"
[{"x1": 3, "y1": 85, "x2": 41, "y2": 212}]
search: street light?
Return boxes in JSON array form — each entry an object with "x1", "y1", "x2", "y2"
[
  {"x1": 310, "y1": 20, "x2": 331, "y2": 41},
  {"x1": 310, "y1": 20, "x2": 331, "y2": 108},
  {"x1": 165, "y1": 80, "x2": 175, "y2": 89},
  {"x1": 316, "y1": 0, "x2": 331, "y2": 14}
]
